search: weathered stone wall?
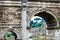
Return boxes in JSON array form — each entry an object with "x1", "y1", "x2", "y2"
[{"x1": 0, "y1": 1, "x2": 60, "y2": 40}]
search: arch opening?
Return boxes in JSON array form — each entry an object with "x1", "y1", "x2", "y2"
[
  {"x1": 3, "y1": 31, "x2": 17, "y2": 40},
  {"x1": 30, "y1": 16, "x2": 47, "y2": 28},
  {"x1": 34, "y1": 11, "x2": 57, "y2": 28},
  {"x1": 10, "y1": 31, "x2": 17, "y2": 40}
]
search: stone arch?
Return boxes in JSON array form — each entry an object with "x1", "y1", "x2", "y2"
[
  {"x1": 3, "y1": 30, "x2": 17, "y2": 40},
  {"x1": 10, "y1": 31, "x2": 17, "y2": 40},
  {"x1": 31, "y1": 11, "x2": 57, "y2": 28}
]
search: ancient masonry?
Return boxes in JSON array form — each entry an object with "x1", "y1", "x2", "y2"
[{"x1": 0, "y1": 1, "x2": 60, "y2": 40}]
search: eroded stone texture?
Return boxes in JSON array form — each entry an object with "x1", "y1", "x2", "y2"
[{"x1": 0, "y1": 1, "x2": 59, "y2": 40}]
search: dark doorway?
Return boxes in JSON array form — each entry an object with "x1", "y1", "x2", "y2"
[{"x1": 34, "y1": 11, "x2": 57, "y2": 28}]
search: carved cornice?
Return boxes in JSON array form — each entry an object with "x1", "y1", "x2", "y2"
[{"x1": 0, "y1": 1, "x2": 60, "y2": 8}]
